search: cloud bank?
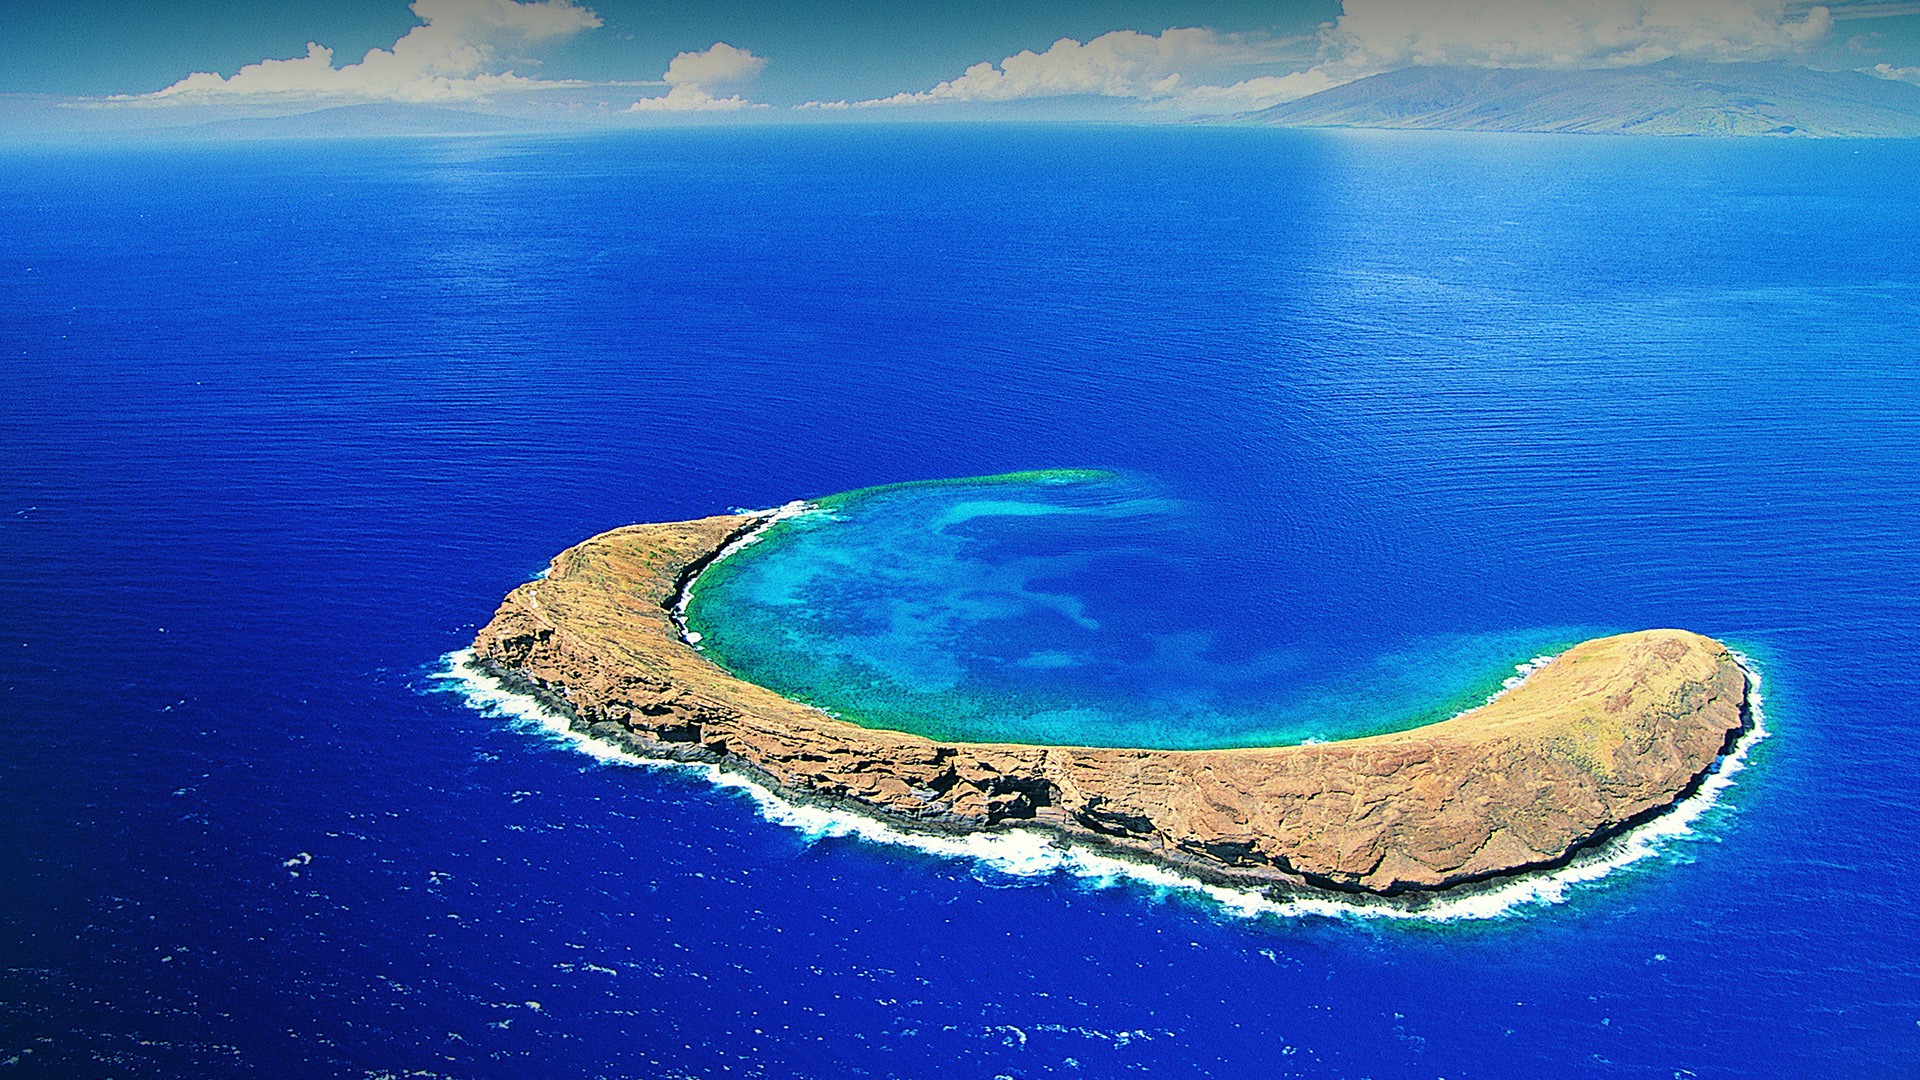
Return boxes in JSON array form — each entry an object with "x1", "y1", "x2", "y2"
[
  {"x1": 627, "y1": 42, "x2": 769, "y2": 111},
  {"x1": 804, "y1": 28, "x2": 1321, "y2": 112},
  {"x1": 1326, "y1": 0, "x2": 1836, "y2": 71},
  {"x1": 827, "y1": 1, "x2": 1842, "y2": 116},
  {"x1": 136, "y1": 0, "x2": 601, "y2": 103}
]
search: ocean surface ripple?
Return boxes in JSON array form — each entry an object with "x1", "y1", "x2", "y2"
[{"x1": 2, "y1": 127, "x2": 1917, "y2": 1076}]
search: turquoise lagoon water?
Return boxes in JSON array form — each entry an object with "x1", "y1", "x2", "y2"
[{"x1": 686, "y1": 470, "x2": 1587, "y2": 748}]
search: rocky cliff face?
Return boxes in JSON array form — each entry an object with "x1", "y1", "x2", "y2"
[{"x1": 472, "y1": 514, "x2": 1749, "y2": 895}]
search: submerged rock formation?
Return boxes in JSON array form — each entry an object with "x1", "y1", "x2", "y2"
[{"x1": 472, "y1": 512, "x2": 1750, "y2": 895}]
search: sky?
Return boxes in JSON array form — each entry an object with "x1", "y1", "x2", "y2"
[{"x1": 5, "y1": 0, "x2": 1920, "y2": 129}]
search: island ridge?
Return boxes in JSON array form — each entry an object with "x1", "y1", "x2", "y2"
[{"x1": 471, "y1": 510, "x2": 1751, "y2": 895}]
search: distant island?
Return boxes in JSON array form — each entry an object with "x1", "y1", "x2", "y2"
[
  {"x1": 471, "y1": 507, "x2": 1751, "y2": 896},
  {"x1": 137, "y1": 102, "x2": 579, "y2": 142},
  {"x1": 69, "y1": 60, "x2": 1920, "y2": 143},
  {"x1": 1245, "y1": 59, "x2": 1920, "y2": 137}
]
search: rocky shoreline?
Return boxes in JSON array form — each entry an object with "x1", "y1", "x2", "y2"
[{"x1": 472, "y1": 510, "x2": 1751, "y2": 896}]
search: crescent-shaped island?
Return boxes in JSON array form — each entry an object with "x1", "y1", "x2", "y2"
[{"x1": 472, "y1": 507, "x2": 1752, "y2": 896}]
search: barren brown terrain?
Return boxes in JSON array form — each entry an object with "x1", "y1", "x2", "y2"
[{"x1": 473, "y1": 513, "x2": 1749, "y2": 894}]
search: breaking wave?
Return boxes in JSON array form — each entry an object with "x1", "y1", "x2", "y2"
[{"x1": 430, "y1": 648, "x2": 1768, "y2": 924}]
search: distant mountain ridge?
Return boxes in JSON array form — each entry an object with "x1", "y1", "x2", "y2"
[
  {"x1": 162, "y1": 102, "x2": 575, "y2": 140},
  {"x1": 1246, "y1": 60, "x2": 1920, "y2": 137}
]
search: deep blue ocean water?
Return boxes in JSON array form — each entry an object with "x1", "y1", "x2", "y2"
[{"x1": 2, "y1": 125, "x2": 1918, "y2": 1076}]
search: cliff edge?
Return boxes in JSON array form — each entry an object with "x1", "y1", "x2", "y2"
[{"x1": 471, "y1": 513, "x2": 1749, "y2": 895}]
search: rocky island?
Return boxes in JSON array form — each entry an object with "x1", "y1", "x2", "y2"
[{"x1": 472, "y1": 510, "x2": 1751, "y2": 896}]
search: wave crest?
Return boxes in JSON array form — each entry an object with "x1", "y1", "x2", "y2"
[{"x1": 430, "y1": 648, "x2": 1768, "y2": 924}]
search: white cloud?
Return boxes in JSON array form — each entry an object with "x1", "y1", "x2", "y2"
[
  {"x1": 806, "y1": 28, "x2": 1310, "y2": 109},
  {"x1": 663, "y1": 41, "x2": 766, "y2": 89},
  {"x1": 624, "y1": 85, "x2": 760, "y2": 111},
  {"x1": 1868, "y1": 61, "x2": 1920, "y2": 83},
  {"x1": 133, "y1": 0, "x2": 601, "y2": 104},
  {"x1": 626, "y1": 42, "x2": 769, "y2": 111},
  {"x1": 1159, "y1": 70, "x2": 1349, "y2": 114},
  {"x1": 1324, "y1": 0, "x2": 1836, "y2": 71}
]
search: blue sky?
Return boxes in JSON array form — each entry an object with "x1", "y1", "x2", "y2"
[{"x1": 5, "y1": 0, "x2": 1920, "y2": 125}]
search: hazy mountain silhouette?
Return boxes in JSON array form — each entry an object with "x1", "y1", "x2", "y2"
[
  {"x1": 160, "y1": 102, "x2": 578, "y2": 140},
  {"x1": 1246, "y1": 60, "x2": 1920, "y2": 136}
]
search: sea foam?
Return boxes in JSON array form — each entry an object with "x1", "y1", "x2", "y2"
[{"x1": 431, "y1": 648, "x2": 1768, "y2": 925}]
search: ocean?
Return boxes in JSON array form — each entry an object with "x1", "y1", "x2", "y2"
[{"x1": 1, "y1": 125, "x2": 1916, "y2": 1076}]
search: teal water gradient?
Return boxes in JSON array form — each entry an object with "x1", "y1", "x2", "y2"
[{"x1": 686, "y1": 471, "x2": 1590, "y2": 748}]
